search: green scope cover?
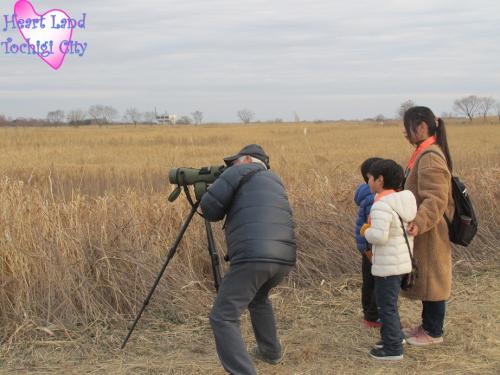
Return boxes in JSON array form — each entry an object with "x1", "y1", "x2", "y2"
[{"x1": 168, "y1": 165, "x2": 226, "y2": 186}]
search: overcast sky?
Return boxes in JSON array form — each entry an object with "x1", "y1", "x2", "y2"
[{"x1": 0, "y1": 0, "x2": 499, "y2": 122}]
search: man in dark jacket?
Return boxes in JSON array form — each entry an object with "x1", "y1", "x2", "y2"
[{"x1": 201, "y1": 144, "x2": 296, "y2": 375}]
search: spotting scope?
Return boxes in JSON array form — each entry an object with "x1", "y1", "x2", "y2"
[{"x1": 168, "y1": 165, "x2": 226, "y2": 202}]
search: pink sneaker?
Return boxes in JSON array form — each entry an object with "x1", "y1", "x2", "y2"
[
  {"x1": 402, "y1": 325, "x2": 422, "y2": 338},
  {"x1": 406, "y1": 329, "x2": 444, "y2": 346},
  {"x1": 363, "y1": 319, "x2": 382, "y2": 328}
]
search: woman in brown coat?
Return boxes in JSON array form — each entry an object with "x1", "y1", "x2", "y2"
[{"x1": 401, "y1": 106, "x2": 454, "y2": 346}]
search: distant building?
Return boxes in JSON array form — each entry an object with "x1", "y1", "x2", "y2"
[{"x1": 154, "y1": 109, "x2": 177, "y2": 125}]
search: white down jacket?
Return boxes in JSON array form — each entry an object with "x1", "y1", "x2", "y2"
[{"x1": 365, "y1": 190, "x2": 417, "y2": 277}]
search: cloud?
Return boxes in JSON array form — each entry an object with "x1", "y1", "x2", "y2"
[{"x1": 0, "y1": 0, "x2": 499, "y2": 121}]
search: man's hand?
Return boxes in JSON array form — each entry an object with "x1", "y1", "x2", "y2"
[
  {"x1": 194, "y1": 182, "x2": 208, "y2": 201},
  {"x1": 364, "y1": 249, "x2": 373, "y2": 263},
  {"x1": 407, "y1": 222, "x2": 419, "y2": 236},
  {"x1": 360, "y1": 223, "x2": 371, "y2": 237}
]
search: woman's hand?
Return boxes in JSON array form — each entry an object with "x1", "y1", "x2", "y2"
[{"x1": 407, "y1": 222, "x2": 419, "y2": 236}]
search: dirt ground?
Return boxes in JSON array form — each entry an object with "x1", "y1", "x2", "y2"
[{"x1": 1, "y1": 269, "x2": 499, "y2": 375}]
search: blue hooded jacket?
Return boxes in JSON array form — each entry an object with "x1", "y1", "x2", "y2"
[{"x1": 354, "y1": 183, "x2": 375, "y2": 254}]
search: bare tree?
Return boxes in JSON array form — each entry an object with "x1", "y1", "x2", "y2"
[
  {"x1": 67, "y1": 109, "x2": 86, "y2": 125},
  {"x1": 478, "y1": 97, "x2": 495, "y2": 121},
  {"x1": 176, "y1": 116, "x2": 193, "y2": 125},
  {"x1": 375, "y1": 114, "x2": 386, "y2": 123},
  {"x1": 46, "y1": 112, "x2": 56, "y2": 123},
  {"x1": 88, "y1": 105, "x2": 105, "y2": 124},
  {"x1": 397, "y1": 99, "x2": 415, "y2": 119},
  {"x1": 453, "y1": 95, "x2": 481, "y2": 122},
  {"x1": 496, "y1": 102, "x2": 500, "y2": 123},
  {"x1": 237, "y1": 109, "x2": 255, "y2": 124},
  {"x1": 103, "y1": 106, "x2": 118, "y2": 124},
  {"x1": 0, "y1": 114, "x2": 7, "y2": 126},
  {"x1": 191, "y1": 110, "x2": 203, "y2": 125},
  {"x1": 293, "y1": 111, "x2": 301, "y2": 123},
  {"x1": 143, "y1": 111, "x2": 156, "y2": 124},
  {"x1": 124, "y1": 108, "x2": 142, "y2": 125},
  {"x1": 56, "y1": 110, "x2": 65, "y2": 123},
  {"x1": 47, "y1": 110, "x2": 65, "y2": 124}
]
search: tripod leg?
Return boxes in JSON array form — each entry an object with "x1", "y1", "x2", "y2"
[
  {"x1": 121, "y1": 203, "x2": 199, "y2": 349},
  {"x1": 205, "y1": 220, "x2": 222, "y2": 292}
]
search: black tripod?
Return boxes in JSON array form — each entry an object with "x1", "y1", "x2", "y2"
[{"x1": 121, "y1": 199, "x2": 222, "y2": 349}]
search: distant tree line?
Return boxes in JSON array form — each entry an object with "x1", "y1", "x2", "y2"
[
  {"x1": 0, "y1": 106, "x2": 205, "y2": 127},
  {"x1": 1, "y1": 98, "x2": 499, "y2": 128},
  {"x1": 393, "y1": 96, "x2": 499, "y2": 123}
]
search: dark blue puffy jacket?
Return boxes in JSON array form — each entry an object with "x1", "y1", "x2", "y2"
[
  {"x1": 354, "y1": 183, "x2": 374, "y2": 254},
  {"x1": 200, "y1": 163, "x2": 296, "y2": 266}
]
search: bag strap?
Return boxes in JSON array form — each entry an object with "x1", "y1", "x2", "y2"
[
  {"x1": 236, "y1": 168, "x2": 264, "y2": 190},
  {"x1": 406, "y1": 149, "x2": 453, "y2": 226},
  {"x1": 221, "y1": 167, "x2": 265, "y2": 261},
  {"x1": 396, "y1": 213, "x2": 416, "y2": 268},
  {"x1": 222, "y1": 167, "x2": 264, "y2": 230}
]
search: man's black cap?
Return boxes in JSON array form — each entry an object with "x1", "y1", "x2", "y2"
[{"x1": 223, "y1": 144, "x2": 270, "y2": 168}]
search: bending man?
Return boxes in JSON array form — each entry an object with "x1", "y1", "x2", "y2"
[{"x1": 201, "y1": 144, "x2": 296, "y2": 375}]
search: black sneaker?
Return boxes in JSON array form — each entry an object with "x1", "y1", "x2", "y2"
[
  {"x1": 250, "y1": 346, "x2": 282, "y2": 365},
  {"x1": 369, "y1": 348, "x2": 403, "y2": 360},
  {"x1": 373, "y1": 338, "x2": 406, "y2": 349}
]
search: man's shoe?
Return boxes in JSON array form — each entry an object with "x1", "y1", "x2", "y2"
[
  {"x1": 250, "y1": 346, "x2": 282, "y2": 365},
  {"x1": 369, "y1": 348, "x2": 403, "y2": 360},
  {"x1": 373, "y1": 339, "x2": 406, "y2": 349},
  {"x1": 363, "y1": 319, "x2": 382, "y2": 328},
  {"x1": 406, "y1": 330, "x2": 444, "y2": 346},
  {"x1": 402, "y1": 324, "x2": 422, "y2": 338}
]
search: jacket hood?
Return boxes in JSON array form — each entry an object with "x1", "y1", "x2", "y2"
[
  {"x1": 354, "y1": 183, "x2": 372, "y2": 206},
  {"x1": 380, "y1": 190, "x2": 417, "y2": 222}
]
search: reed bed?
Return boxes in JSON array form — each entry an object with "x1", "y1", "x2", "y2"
[{"x1": 0, "y1": 121, "x2": 498, "y2": 348}]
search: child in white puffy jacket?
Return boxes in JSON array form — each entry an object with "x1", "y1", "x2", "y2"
[{"x1": 360, "y1": 159, "x2": 417, "y2": 361}]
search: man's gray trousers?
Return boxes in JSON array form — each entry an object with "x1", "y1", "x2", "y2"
[{"x1": 209, "y1": 262, "x2": 292, "y2": 375}]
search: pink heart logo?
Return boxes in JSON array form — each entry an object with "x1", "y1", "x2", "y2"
[{"x1": 14, "y1": 0, "x2": 73, "y2": 70}]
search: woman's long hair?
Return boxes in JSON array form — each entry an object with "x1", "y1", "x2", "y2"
[{"x1": 403, "y1": 106, "x2": 453, "y2": 172}]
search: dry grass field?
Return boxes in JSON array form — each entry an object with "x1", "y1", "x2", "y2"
[{"x1": 0, "y1": 120, "x2": 499, "y2": 374}]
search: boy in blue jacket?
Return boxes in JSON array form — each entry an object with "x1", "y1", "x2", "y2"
[{"x1": 354, "y1": 157, "x2": 382, "y2": 327}]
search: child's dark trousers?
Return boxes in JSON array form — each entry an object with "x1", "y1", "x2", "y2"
[
  {"x1": 362, "y1": 254, "x2": 379, "y2": 322},
  {"x1": 374, "y1": 275, "x2": 404, "y2": 355}
]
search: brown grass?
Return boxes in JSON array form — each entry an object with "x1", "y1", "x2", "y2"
[
  {"x1": 0, "y1": 121, "x2": 499, "y2": 373},
  {"x1": 1, "y1": 271, "x2": 498, "y2": 374}
]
